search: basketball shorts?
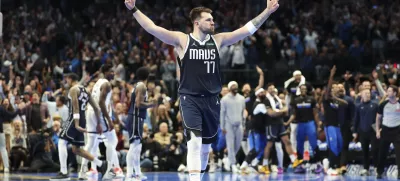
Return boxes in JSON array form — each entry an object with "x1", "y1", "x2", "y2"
[
  {"x1": 266, "y1": 123, "x2": 289, "y2": 142},
  {"x1": 60, "y1": 121, "x2": 85, "y2": 147},
  {"x1": 179, "y1": 94, "x2": 220, "y2": 144},
  {"x1": 127, "y1": 114, "x2": 145, "y2": 143}
]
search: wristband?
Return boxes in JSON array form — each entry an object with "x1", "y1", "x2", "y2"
[
  {"x1": 245, "y1": 21, "x2": 257, "y2": 34},
  {"x1": 132, "y1": 6, "x2": 138, "y2": 13},
  {"x1": 73, "y1": 113, "x2": 80, "y2": 120}
]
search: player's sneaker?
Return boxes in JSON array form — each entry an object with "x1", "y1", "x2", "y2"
[
  {"x1": 360, "y1": 169, "x2": 368, "y2": 176},
  {"x1": 327, "y1": 168, "x2": 338, "y2": 176},
  {"x1": 258, "y1": 165, "x2": 270, "y2": 175},
  {"x1": 209, "y1": 163, "x2": 216, "y2": 173},
  {"x1": 292, "y1": 159, "x2": 303, "y2": 168},
  {"x1": 339, "y1": 166, "x2": 347, "y2": 174},
  {"x1": 294, "y1": 166, "x2": 306, "y2": 174},
  {"x1": 177, "y1": 164, "x2": 186, "y2": 172},
  {"x1": 4, "y1": 167, "x2": 9, "y2": 173},
  {"x1": 134, "y1": 174, "x2": 148, "y2": 181},
  {"x1": 78, "y1": 171, "x2": 87, "y2": 180},
  {"x1": 50, "y1": 172, "x2": 70, "y2": 180},
  {"x1": 231, "y1": 165, "x2": 240, "y2": 174},
  {"x1": 99, "y1": 161, "x2": 109, "y2": 179},
  {"x1": 102, "y1": 167, "x2": 116, "y2": 180},
  {"x1": 86, "y1": 168, "x2": 98, "y2": 177},
  {"x1": 114, "y1": 167, "x2": 124, "y2": 178},
  {"x1": 313, "y1": 164, "x2": 323, "y2": 174},
  {"x1": 277, "y1": 167, "x2": 284, "y2": 174}
]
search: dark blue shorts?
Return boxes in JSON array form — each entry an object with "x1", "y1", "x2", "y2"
[
  {"x1": 127, "y1": 114, "x2": 145, "y2": 143},
  {"x1": 60, "y1": 122, "x2": 85, "y2": 147},
  {"x1": 179, "y1": 94, "x2": 220, "y2": 144},
  {"x1": 266, "y1": 124, "x2": 289, "y2": 142}
]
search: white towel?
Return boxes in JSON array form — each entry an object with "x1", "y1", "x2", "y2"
[
  {"x1": 266, "y1": 93, "x2": 283, "y2": 111},
  {"x1": 284, "y1": 75, "x2": 306, "y2": 96}
]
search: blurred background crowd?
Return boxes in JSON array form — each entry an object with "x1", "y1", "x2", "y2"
[{"x1": 0, "y1": 0, "x2": 399, "y2": 174}]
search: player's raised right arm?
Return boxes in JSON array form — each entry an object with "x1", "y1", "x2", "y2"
[{"x1": 125, "y1": 0, "x2": 186, "y2": 47}]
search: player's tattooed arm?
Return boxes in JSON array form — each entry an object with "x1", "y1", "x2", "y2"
[
  {"x1": 135, "y1": 84, "x2": 155, "y2": 108},
  {"x1": 215, "y1": 0, "x2": 279, "y2": 47},
  {"x1": 71, "y1": 87, "x2": 87, "y2": 133},
  {"x1": 100, "y1": 82, "x2": 113, "y2": 125}
]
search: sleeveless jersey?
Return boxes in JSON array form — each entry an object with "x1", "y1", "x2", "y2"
[
  {"x1": 177, "y1": 33, "x2": 222, "y2": 96},
  {"x1": 89, "y1": 78, "x2": 112, "y2": 116},
  {"x1": 64, "y1": 85, "x2": 90, "y2": 129},
  {"x1": 127, "y1": 82, "x2": 148, "y2": 118}
]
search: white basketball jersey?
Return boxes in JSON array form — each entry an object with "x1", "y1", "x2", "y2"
[
  {"x1": 86, "y1": 78, "x2": 112, "y2": 132},
  {"x1": 90, "y1": 78, "x2": 112, "y2": 112}
]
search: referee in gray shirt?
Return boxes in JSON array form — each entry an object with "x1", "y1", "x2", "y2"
[
  {"x1": 376, "y1": 85, "x2": 400, "y2": 179},
  {"x1": 220, "y1": 81, "x2": 246, "y2": 173}
]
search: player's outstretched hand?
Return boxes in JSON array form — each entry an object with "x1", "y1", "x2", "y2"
[
  {"x1": 266, "y1": 0, "x2": 280, "y2": 14},
  {"x1": 125, "y1": 0, "x2": 136, "y2": 10}
]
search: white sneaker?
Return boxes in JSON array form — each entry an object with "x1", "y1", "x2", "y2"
[
  {"x1": 217, "y1": 159, "x2": 222, "y2": 168},
  {"x1": 78, "y1": 171, "x2": 87, "y2": 180},
  {"x1": 231, "y1": 165, "x2": 239, "y2": 173},
  {"x1": 177, "y1": 164, "x2": 186, "y2": 172},
  {"x1": 271, "y1": 165, "x2": 278, "y2": 173},
  {"x1": 222, "y1": 158, "x2": 231, "y2": 171},
  {"x1": 114, "y1": 167, "x2": 124, "y2": 178},
  {"x1": 86, "y1": 168, "x2": 98, "y2": 177},
  {"x1": 360, "y1": 169, "x2": 368, "y2": 176},
  {"x1": 327, "y1": 168, "x2": 338, "y2": 176},
  {"x1": 135, "y1": 174, "x2": 148, "y2": 181},
  {"x1": 4, "y1": 167, "x2": 9, "y2": 173},
  {"x1": 209, "y1": 163, "x2": 216, "y2": 173}
]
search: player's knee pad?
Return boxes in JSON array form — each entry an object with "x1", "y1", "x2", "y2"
[{"x1": 187, "y1": 131, "x2": 202, "y2": 154}]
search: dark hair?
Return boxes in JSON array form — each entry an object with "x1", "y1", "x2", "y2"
[
  {"x1": 65, "y1": 73, "x2": 80, "y2": 81},
  {"x1": 266, "y1": 83, "x2": 275, "y2": 89},
  {"x1": 101, "y1": 64, "x2": 113, "y2": 74},
  {"x1": 136, "y1": 67, "x2": 150, "y2": 81},
  {"x1": 388, "y1": 85, "x2": 398, "y2": 95},
  {"x1": 189, "y1": 7, "x2": 213, "y2": 24},
  {"x1": 57, "y1": 96, "x2": 67, "y2": 105}
]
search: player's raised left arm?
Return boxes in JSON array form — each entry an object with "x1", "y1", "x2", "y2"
[{"x1": 214, "y1": 0, "x2": 279, "y2": 47}]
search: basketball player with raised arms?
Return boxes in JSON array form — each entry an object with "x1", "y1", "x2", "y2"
[
  {"x1": 51, "y1": 73, "x2": 108, "y2": 180},
  {"x1": 124, "y1": 1, "x2": 279, "y2": 180},
  {"x1": 78, "y1": 64, "x2": 124, "y2": 180}
]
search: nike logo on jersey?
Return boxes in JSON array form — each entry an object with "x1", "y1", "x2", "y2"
[
  {"x1": 192, "y1": 42, "x2": 197, "y2": 47},
  {"x1": 190, "y1": 49, "x2": 216, "y2": 60}
]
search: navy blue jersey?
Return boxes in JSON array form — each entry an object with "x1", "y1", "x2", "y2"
[
  {"x1": 65, "y1": 86, "x2": 89, "y2": 129},
  {"x1": 127, "y1": 82, "x2": 148, "y2": 118},
  {"x1": 177, "y1": 34, "x2": 222, "y2": 96}
]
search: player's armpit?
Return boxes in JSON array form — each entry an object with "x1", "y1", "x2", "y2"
[{"x1": 214, "y1": 27, "x2": 251, "y2": 48}]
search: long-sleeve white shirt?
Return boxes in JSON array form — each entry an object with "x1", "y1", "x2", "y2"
[{"x1": 220, "y1": 93, "x2": 246, "y2": 129}]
